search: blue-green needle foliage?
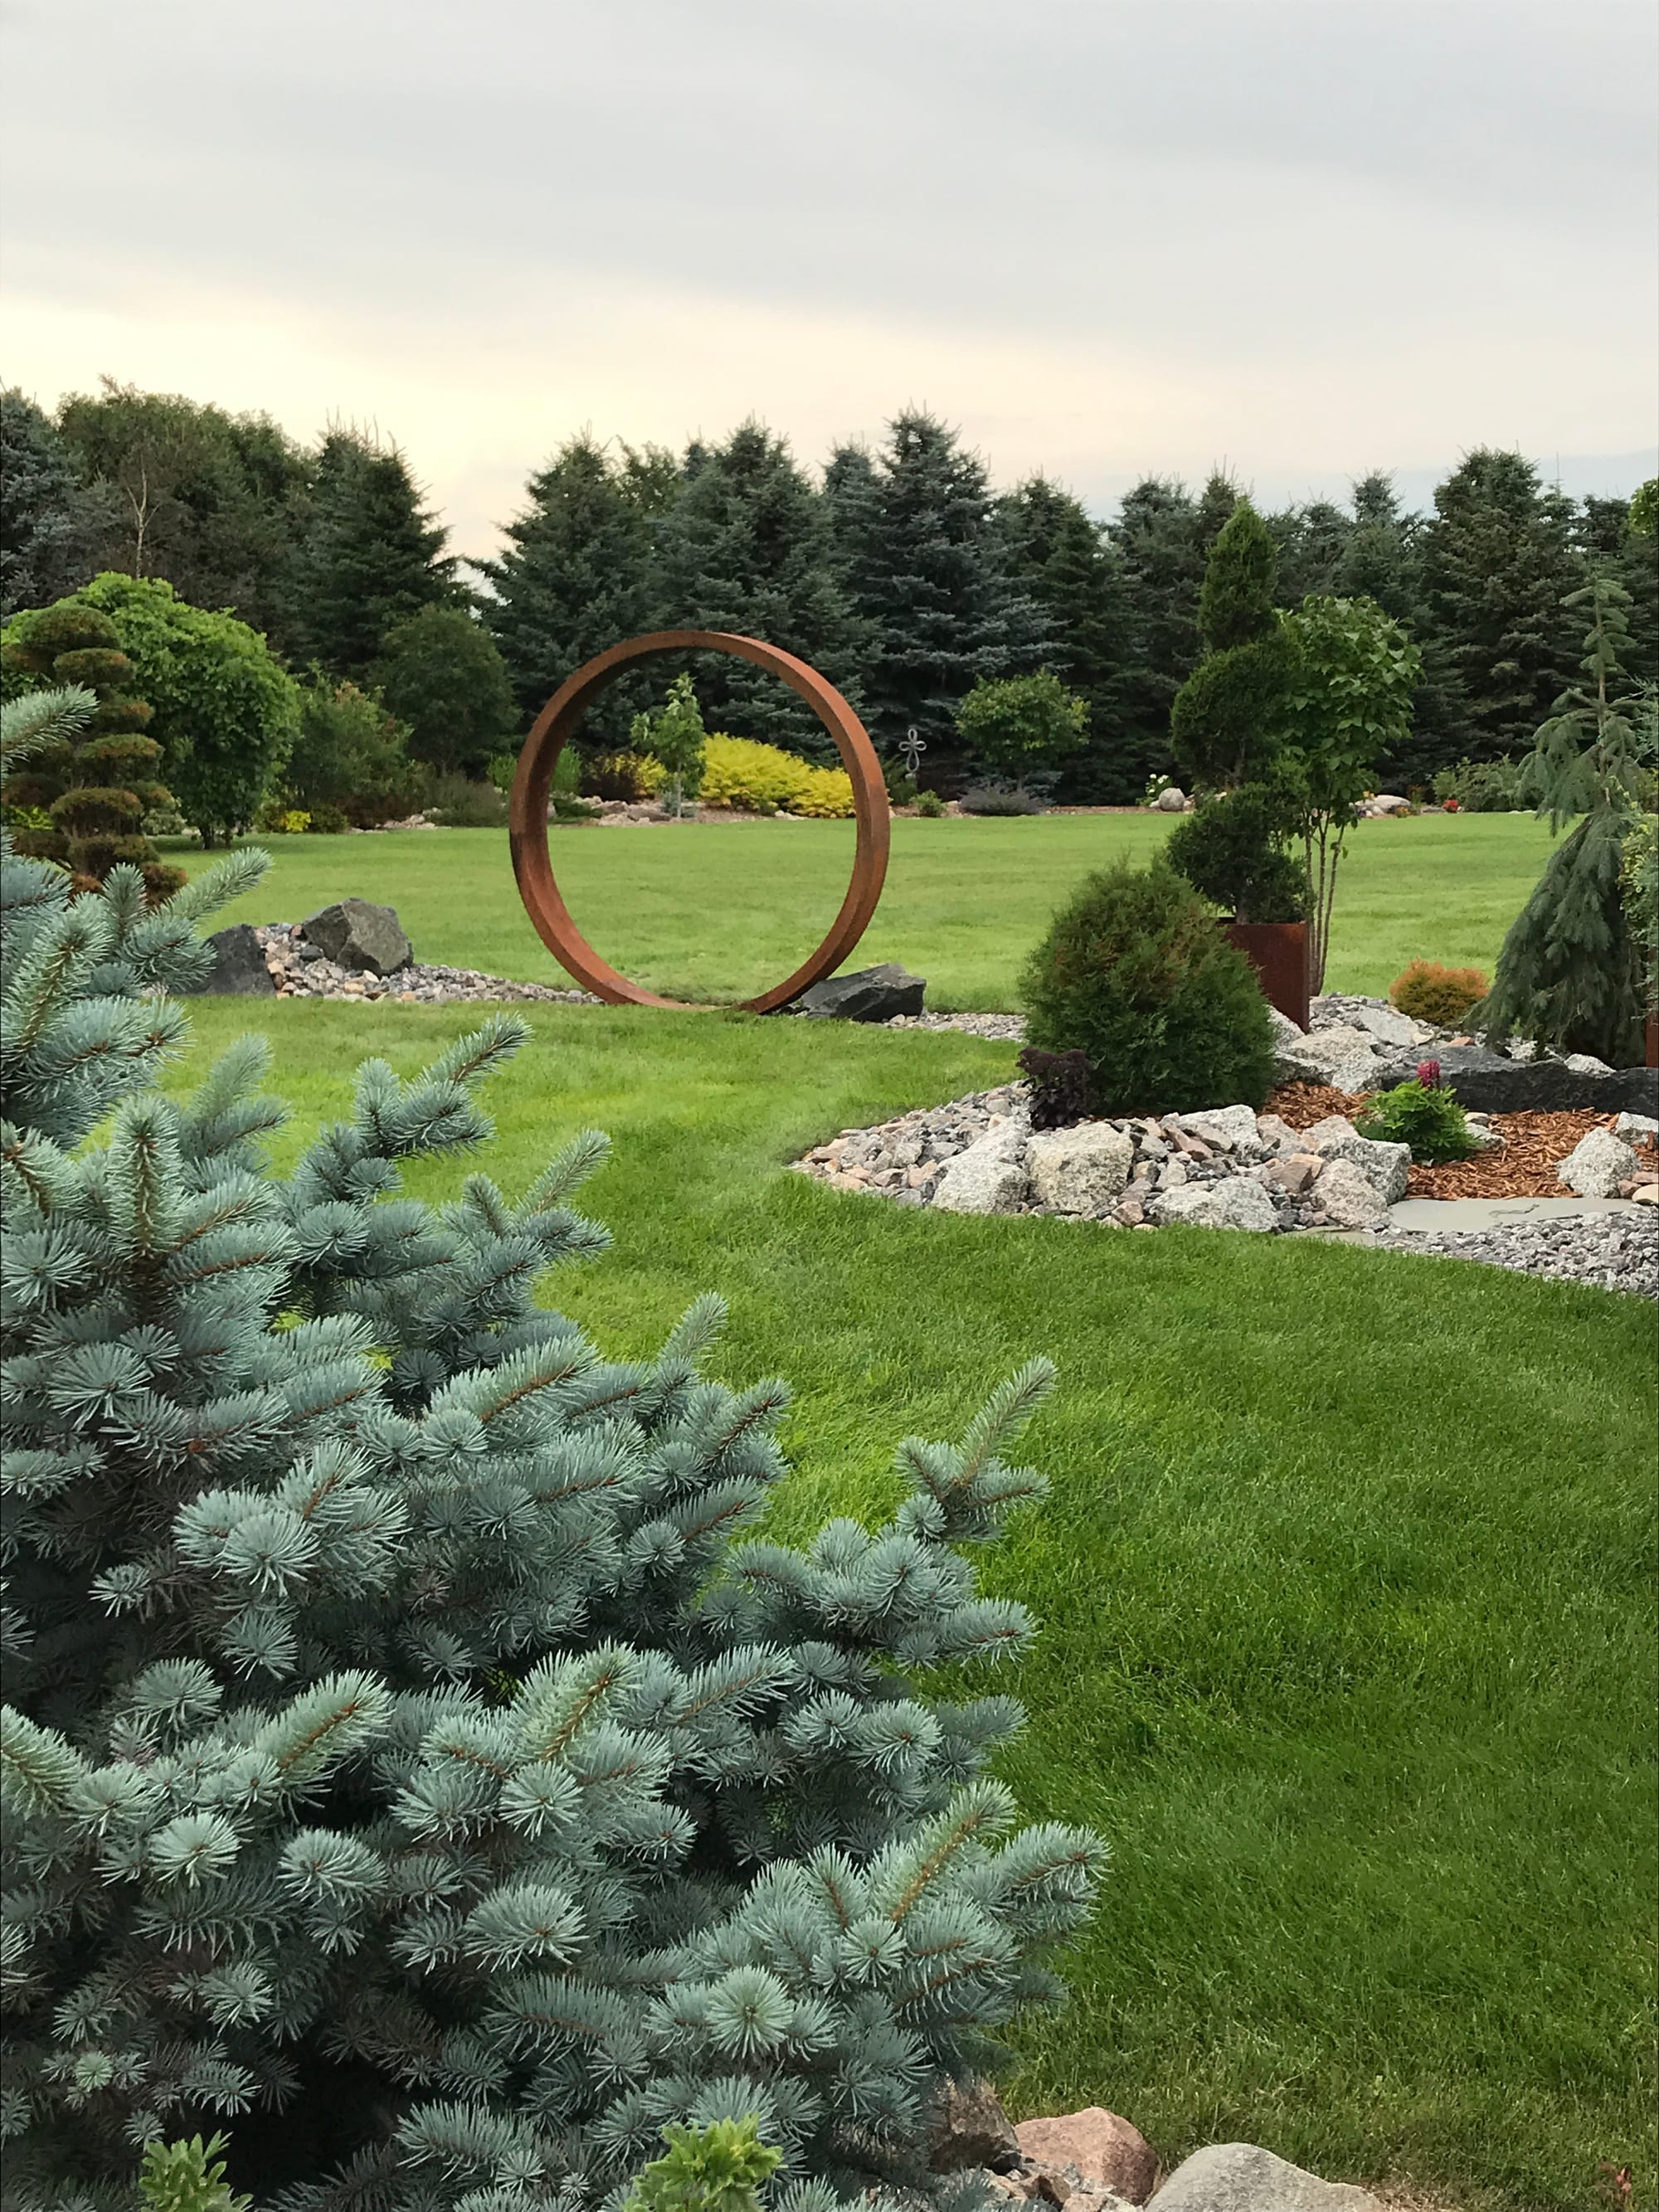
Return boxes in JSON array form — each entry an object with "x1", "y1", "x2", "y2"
[{"x1": 0, "y1": 824, "x2": 1101, "y2": 2206}]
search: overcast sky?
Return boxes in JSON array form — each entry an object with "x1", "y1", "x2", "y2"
[{"x1": 3, "y1": 0, "x2": 1656, "y2": 557}]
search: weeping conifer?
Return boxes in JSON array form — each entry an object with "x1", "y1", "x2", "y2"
[{"x1": 1472, "y1": 571, "x2": 1652, "y2": 1065}]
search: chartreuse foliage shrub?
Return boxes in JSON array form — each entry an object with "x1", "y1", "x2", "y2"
[
  {"x1": 624, "y1": 2117, "x2": 780, "y2": 2212},
  {"x1": 138, "y1": 2133, "x2": 251, "y2": 2212},
  {"x1": 1020, "y1": 857, "x2": 1275, "y2": 1116},
  {"x1": 698, "y1": 736, "x2": 855, "y2": 819},
  {"x1": 1388, "y1": 960, "x2": 1489, "y2": 1026},
  {"x1": 0, "y1": 801, "x2": 1100, "y2": 2202}
]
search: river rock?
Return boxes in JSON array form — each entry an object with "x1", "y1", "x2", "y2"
[
  {"x1": 798, "y1": 963, "x2": 927, "y2": 1022},
  {"x1": 932, "y1": 1125, "x2": 1032, "y2": 1214},
  {"x1": 1028, "y1": 1121, "x2": 1134, "y2": 1213},
  {"x1": 1153, "y1": 1177, "x2": 1277, "y2": 1232},
  {"x1": 1015, "y1": 2108, "x2": 1158, "y2": 2205},
  {"x1": 301, "y1": 898, "x2": 412, "y2": 977},
  {"x1": 1148, "y1": 2143, "x2": 1383, "y2": 2212},
  {"x1": 1557, "y1": 1125, "x2": 1639, "y2": 1198},
  {"x1": 929, "y1": 2077, "x2": 1020, "y2": 2172},
  {"x1": 193, "y1": 923, "x2": 275, "y2": 995}
]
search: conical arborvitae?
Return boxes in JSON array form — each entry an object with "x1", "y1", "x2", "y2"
[
  {"x1": 0, "y1": 729, "x2": 1102, "y2": 2205},
  {"x1": 1, "y1": 601, "x2": 185, "y2": 899}
]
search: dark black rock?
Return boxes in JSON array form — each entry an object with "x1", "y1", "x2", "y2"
[
  {"x1": 300, "y1": 898, "x2": 411, "y2": 976},
  {"x1": 191, "y1": 923, "x2": 275, "y2": 995},
  {"x1": 1374, "y1": 1043, "x2": 1659, "y2": 1115},
  {"x1": 796, "y1": 964, "x2": 927, "y2": 1022}
]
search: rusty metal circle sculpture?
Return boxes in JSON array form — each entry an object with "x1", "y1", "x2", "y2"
[{"x1": 508, "y1": 630, "x2": 890, "y2": 1013}]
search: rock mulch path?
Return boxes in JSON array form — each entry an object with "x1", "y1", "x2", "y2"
[
  {"x1": 255, "y1": 923, "x2": 601, "y2": 1007},
  {"x1": 1371, "y1": 1208, "x2": 1658, "y2": 1299}
]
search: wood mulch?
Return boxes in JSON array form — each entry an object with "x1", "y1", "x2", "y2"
[{"x1": 1263, "y1": 1084, "x2": 1658, "y2": 1200}]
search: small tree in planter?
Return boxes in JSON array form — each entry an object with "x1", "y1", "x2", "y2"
[
  {"x1": 1472, "y1": 572, "x2": 1652, "y2": 1066},
  {"x1": 955, "y1": 670, "x2": 1087, "y2": 798},
  {"x1": 1280, "y1": 594, "x2": 1421, "y2": 992}
]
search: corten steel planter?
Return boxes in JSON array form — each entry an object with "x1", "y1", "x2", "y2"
[
  {"x1": 1222, "y1": 919, "x2": 1311, "y2": 1030},
  {"x1": 508, "y1": 631, "x2": 889, "y2": 1012}
]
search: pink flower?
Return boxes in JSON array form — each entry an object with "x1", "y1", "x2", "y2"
[{"x1": 1418, "y1": 1057, "x2": 1442, "y2": 1089}]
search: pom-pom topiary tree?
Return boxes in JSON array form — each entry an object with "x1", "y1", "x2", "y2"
[
  {"x1": 0, "y1": 602, "x2": 184, "y2": 899},
  {"x1": 0, "y1": 774, "x2": 1100, "y2": 2204},
  {"x1": 1165, "y1": 501, "x2": 1305, "y2": 926}
]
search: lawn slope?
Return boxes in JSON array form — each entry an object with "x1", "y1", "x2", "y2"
[{"x1": 168, "y1": 998, "x2": 1657, "y2": 2212}]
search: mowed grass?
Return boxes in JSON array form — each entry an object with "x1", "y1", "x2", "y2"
[
  {"x1": 166, "y1": 995, "x2": 1657, "y2": 2212},
  {"x1": 182, "y1": 809, "x2": 1558, "y2": 1009}
]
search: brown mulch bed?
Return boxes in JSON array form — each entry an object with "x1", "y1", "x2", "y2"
[{"x1": 1263, "y1": 1084, "x2": 1658, "y2": 1200}]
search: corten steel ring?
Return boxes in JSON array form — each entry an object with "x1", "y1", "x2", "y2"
[{"x1": 508, "y1": 630, "x2": 890, "y2": 1013}]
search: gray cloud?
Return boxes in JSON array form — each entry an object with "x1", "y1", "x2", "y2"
[{"x1": 3, "y1": 0, "x2": 1654, "y2": 550}]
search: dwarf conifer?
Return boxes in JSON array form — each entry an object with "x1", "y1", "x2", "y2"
[{"x1": 1, "y1": 789, "x2": 1100, "y2": 2202}]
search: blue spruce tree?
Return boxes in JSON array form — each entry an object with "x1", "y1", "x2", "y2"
[{"x1": 1, "y1": 692, "x2": 1101, "y2": 2206}]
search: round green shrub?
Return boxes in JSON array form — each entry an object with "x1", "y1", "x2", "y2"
[
  {"x1": 1163, "y1": 784, "x2": 1307, "y2": 921},
  {"x1": 1020, "y1": 858, "x2": 1277, "y2": 1115}
]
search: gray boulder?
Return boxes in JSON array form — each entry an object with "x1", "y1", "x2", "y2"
[
  {"x1": 191, "y1": 923, "x2": 275, "y2": 995},
  {"x1": 1310, "y1": 1157, "x2": 1390, "y2": 1228},
  {"x1": 1347, "y1": 1002, "x2": 1418, "y2": 1049},
  {"x1": 1373, "y1": 1042, "x2": 1658, "y2": 1116},
  {"x1": 932, "y1": 1125, "x2": 1031, "y2": 1214},
  {"x1": 798, "y1": 963, "x2": 927, "y2": 1022},
  {"x1": 1150, "y1": 2143, "x2": 1383, "y2": 2212},
  {"x1": 928, "y1": 2077, "x2": 1019, "y2": 2173},
  {"x1": 1557, "y1": 1125, "x2": 1639, "y2": 1198},
  {"x1": 1166, "y1": 1104, "x2": 1264, "y2": 1156},
  {"x1": 1153, "y1": 1177, "x2": 1277, "y2": 1232},
  {"x1": 1155, "y1": 785, "x2": 1188, "y2": 813},
  {"x1": 301, "y1": 898, "x2": 412, "y2": 977},
  {"x1": 1298, "y1": 1117, "x2": 1410, "y2": 1203},
  {"x1": 1028, "y1": 1121, "x2": 1134, "y2": 1213},
  {"x1": 1616, "y1": 1110, "x2": 1658, "y2": 1140}
]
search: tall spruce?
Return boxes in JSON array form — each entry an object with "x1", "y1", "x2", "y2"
[
  {"x1": 1, "y1": 390, "x2": 110, "y2": 619},
  {"x1": 289, "y1": 429, "x2": 453, "y2": 680},
  {"x1": 1106, "y1": 472, "x2": 1238, "y2": 790},
  {"x1": 996, "y1": 479, "x2": 1136, "y2": 799},
  {"x1": 828, "y1": 410, "x2": 1046, "y2": 761},
  {"x1": 0, "y1": 809, "x2": 1101, "y2": 2202},
  {"x1": 1420, "y1": 449, "x2": 1582, "y2": 762},
  {"x1": 1472, "y1": 569, "x2": 1651, "y2": 1065},
  {"x1": 654, "y1": 422, "x2": 868, "y2": 758},
  {"x1": 481, "y1": 434, "x2": 660, "y2": 749}
]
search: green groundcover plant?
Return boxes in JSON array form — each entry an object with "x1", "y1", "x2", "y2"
[
  {"x1": 0, "y1": 698, "x2": 1100, "y2": 2206},
  {"x1": 1357, "y1": 1077, "x2": 1478, "y2": 1164}
]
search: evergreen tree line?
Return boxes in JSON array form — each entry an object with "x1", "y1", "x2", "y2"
[{"x1": 4, "y1": 380, "x2": 1655, "y2": 804}]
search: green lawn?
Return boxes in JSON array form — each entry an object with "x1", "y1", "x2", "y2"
[
  {"x1": 182, "y1": 810, "x2": 1559, "y2": 1008},
  {"x1": 165, "y1": 994, "x2": 1657, "y2": 2212}
]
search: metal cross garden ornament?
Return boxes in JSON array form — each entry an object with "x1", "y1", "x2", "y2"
[{"x1": 508, "y1": 630, "x2": 891, "y2": 1013}]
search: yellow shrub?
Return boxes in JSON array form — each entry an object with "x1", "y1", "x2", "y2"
[{"x1": 698, "y1": 734, "x2": 855, "y2": 819}]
